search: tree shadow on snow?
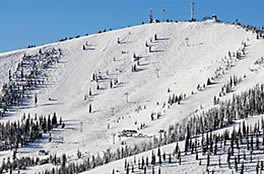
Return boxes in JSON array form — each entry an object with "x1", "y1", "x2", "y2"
[
  {"x1": 138, "y1": 62, "x2": 149, "y2": 66},
  {"x1": 135, "y1": 68, "x2": 147, "y2": 72},
  {"x1": 157, "y1": 37, "x2": 170, "y2": 41},
  {"x1": 40, "y1": 102, "x2": 63, "y2": 107},
  {"x1": 120, "y1": 41, "x2": 132, "y2": 44},
  {"x1": 85, "y1": 47, "x2": 96, "y2": 51},
  {"x1": 150, "y1": 50, "x2": 164, "y2": 53}
]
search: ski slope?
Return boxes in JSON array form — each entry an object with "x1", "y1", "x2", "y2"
[{"x1": 0, "y1": 20, "x2": 263, "y2": 173}]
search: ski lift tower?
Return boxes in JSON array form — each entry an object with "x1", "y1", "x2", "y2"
[
  {"x1": 124, "y1": 92, "x2": 129, "y2": 103},
  {"x1": 190, "y1": 2, "x2": 195, "y2": 21}
]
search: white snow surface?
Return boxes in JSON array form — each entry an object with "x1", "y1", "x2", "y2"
[{"x1": 0, "y1": 20, "x2": 264, "y2": 173}]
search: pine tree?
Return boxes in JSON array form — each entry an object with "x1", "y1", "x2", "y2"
[
  {"x1": 144, "y1": 166, "x2": 147, "y2": 174},
  {"x1": 133, "y1": 52, "x2": 137, "y2": 59},
  {"x1": 124, "y1": 159, "x2": 127, "y2": 169},
  {"x1": 133, "y1": 64, "x2": 137, "y2": 72},
  {"x1": 241, "y1": 162, "x2": 244, "y2": 174},
  {"x1": 154, "y1": 34, "x2": 158, "y2": 41},
  {"x1": 34, "y1": 94, "x2": 38, "y2": 106},
  {"x1": 110, "y1": 80, "x2": 113, "y2": 88},
  {"x1": 235, "y1": 156, "x2": 238, "y2": 171},
  {"x1": 77, "y1": 150, "x2": 81, "y2": 159},
  {"x1": 207, "y1": 78, "x2": 211, "y2": 86},
  {"x1": 8, "y1": 70, "x2": 11, "y2": 81},
  {"x1": 49, "y1": 133, "x2": 52, "y2": 142},
  {"x1": 89, "y1": 88, "x2": 92, "y2": 96},
  {"x1": 207, "y1": 153, "x2": 210, "y2": 167},
  {"x1": 60, "y1": 117, "x2": 62, "y2": 125},
  {"x1": 151, "y1": 151, "x2": 156, "y2": 165},
  {"x1": 89, "y1": 104, "x2": 92, "y2": 113},
  {"x1": 149, "y1": 46, "x2": 152, "y2": 53},
  {"x1": 126, "y1": 163, "x2": 129, "y2": 174},
  {"x1": 52, "y1": 113, "x2": 57, "y2": 127},
  {"x1": 196, "y1": 150, "x2": 199, "y2": 160},
  {"x1": 61, "y1": 154, "x2": 67, "y2": 168},
  {"x1": 12, "y1": 150, "x2": 17, "y2": 160}
]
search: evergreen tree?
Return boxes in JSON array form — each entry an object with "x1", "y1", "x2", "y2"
[
  {"x1": 34, "y1": 94, "x2": 38, "y2": 106},
  {"x1": 89, "y1": 104, "x2": 92, "y2": 113},
  {"x1": 52, "y1": 113, "x2": 57, "y2": 127}
]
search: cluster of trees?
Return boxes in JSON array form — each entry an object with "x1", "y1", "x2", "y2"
[
  {"x1": 167, "y1": 93, "x2": 186, "y2": 106},
  {"x1": 254, "y1": 57, "x2": 264, "y2": 66},
  {"x1": 0, "y1": 48, "x2": 62, "y2": 116},
  {"x1": 131, "y1": 52, "x2": 142, "y2": 72},
  {"x1": 111, "y1": 117, "x2": 264, "y2": 174},
  {"x1": 199, "y1": 42, "x2": 246, "y2": 90},
  {"x1": 209, "y1": 44, "x2": 246, "y2": 91},
  {"x1": 182, "y1": 117, "x2": 264, "y2": 174},
  {"x1": 233, "y1": 21, "x2": 264, "y2": 40},
  {"x1": 146, "y1": 34, "x2": 163, "y2": 53},
  {"x1": 227, "y1": 48, "x2": 246, "y2": 61},
  {"x1": 117, "y1": 82, "x2": 264, "y2": 171},
  {"x1": 186, "y1": 84, "x2": 264, "y2": 138},
  {"x1": 30, "y1": 141, "x2": 154, "y2": 174},
  {"x1": 0, "y1": 112, "x2": 62, "y2": 151},
  {"x1": 59, "y1": 26, "x2": 124, "y2": 43},
  {"x1": 218, "y1": 75, "x2": 244, "y2": 98},
  {"x1": 131, "y1": 34, "x2": 165, "y2": 74},
  {"x1": 59, "y1": 34, "x2": 89, "y2": 42},
  {"x1": 0, "y1": 151, "x2": 64, "y2": 173},
  {"x1": 194, "y1": 41, "x2": 247, "y2": 107},
  {"x1": 98, "y1": 28, "x2": 113, "y2": 34},
  {"x1": 86, "y1": 69, "x2": 120, "y2": 113},
  {"x1": 27, "y1": 45, "x2": 36, "y2": 48}
]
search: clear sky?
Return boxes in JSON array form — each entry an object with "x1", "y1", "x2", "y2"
[{"x1": 0, "y1": 0, "x2": 262, "y2": 53}]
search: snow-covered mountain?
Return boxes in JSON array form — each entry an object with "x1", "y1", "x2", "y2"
[{"x1": 0, "y1": 20, "x2": 264, "y2": 174}]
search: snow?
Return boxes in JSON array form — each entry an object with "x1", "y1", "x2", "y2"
[{"x1": 0, "y1": 20, "x2": 263, "y2": 173}]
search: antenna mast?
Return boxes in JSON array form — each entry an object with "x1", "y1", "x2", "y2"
[
  {"x1": 162, "y1": 9, "x2": 166, "y2": 22},
  {"x1": 191, "y1": 2, "x2": 195, "y2": 21},
  {"x1": 149, "y1": 8, "x2": 153, "y2": 23}
]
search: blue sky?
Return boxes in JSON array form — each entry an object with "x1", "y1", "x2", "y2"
[{"x1": 0, "y1": 0, "x2": 262, "y2": 53}]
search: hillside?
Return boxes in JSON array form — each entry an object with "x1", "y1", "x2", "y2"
[{"x1": 0, "y1": 20, "x2": 263, "y2": 174}]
